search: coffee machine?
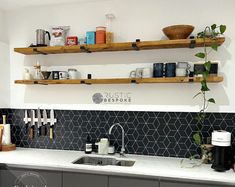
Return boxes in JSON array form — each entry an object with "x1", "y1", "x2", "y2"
[{"x1": 211, "y1": 130, "x2": 233, "y2": 172}]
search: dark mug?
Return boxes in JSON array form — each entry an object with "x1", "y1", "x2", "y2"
[
  {"x1": 165, "y1": 63, "x2": 176, "y2": 77},
  {"x1": 153, "y1": 63, "x2": 164, "y2": 77},
  {"x1": 52, "y1": 71, "x2": 59, "y2": 80}
]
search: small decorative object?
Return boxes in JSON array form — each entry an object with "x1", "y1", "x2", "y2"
[
  {"x1": 66, "y1": 36, "x2": 78, "y2": 46},
  {"x1": 162, "y1": 25, "x2": 194, "y2": 40},
  {"x1": 41, "y1": 71, "x2": 51, "y2": 80},
  {"x1": 23, "y1": 68, "x2": 32, "y2": 80},
  {"x1": 33, "y1": 61, "x2": 43, "y2": 80}
]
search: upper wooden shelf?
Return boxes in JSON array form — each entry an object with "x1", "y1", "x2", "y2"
[
  {"x1": 14, "y1": 37, "x2": 225, "y2": 55},
  {"x1": 14, "y1": 76, "x2": 223, "y2": 85}
]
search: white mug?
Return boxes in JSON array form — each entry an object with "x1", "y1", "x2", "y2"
[
  {"x1": 59, "y1": 71, "x2": 68, "y2": 80},
  {"x1": 130, "y1": 68, "x2": 144, "y2": 78},
  {"x1": 177, "y1": 62, "x2": 191, "y2": 70},
  {"x1": 142, "y1": 67, "x2": 153, "y2": 78},
  {"x1": 68, "y1": 69, "x2": 80, "y2": 79},
  {"x1": 176, "y1": 68, "x2": 187, "y2": 77}
]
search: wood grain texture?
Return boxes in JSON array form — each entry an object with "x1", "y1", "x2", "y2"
[
  {"x1": 14, "y1": 38, "x2": 225, "y2": 55},
  {"x1": 14, "y1": 76, "x2": 223, "y2": 85}
]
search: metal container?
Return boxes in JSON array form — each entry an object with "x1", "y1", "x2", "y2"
[{"x1": 36, "y1": 29, "x2": 51, "y2": 46}]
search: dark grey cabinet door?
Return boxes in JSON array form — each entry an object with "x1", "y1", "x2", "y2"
[
  {"x1": 63, "y1": 172, "x2": 108, "y2": 187},
  {"x1": 109, "y1": 176, "x2": 159, "y2": 187},
  {"x1": 160, "y1": 181, "x2": 230, "y2": 187},
  {"x1": 1, "y1": 167, "x2": 62, "y2": 187}
]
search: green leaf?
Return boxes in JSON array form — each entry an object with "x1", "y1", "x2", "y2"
[
  {"x1": 201, "y1": 80, "x2": 210, "y2": 91},
  {"x1": 195, "y1": 52, "x2": 205, "y2": 59},
  {"x1": 204, "y1": 61, "x2": 211, "y2": 71},
  {"x1": 220, "y1": 25, "x2": 226, "y2": 34},
  {"x1": 208, "y1": 98, "x2": 216, "y2": 103},
  {"x1": 202, "y1": 71, "x2": 209, "y2": 80},
  {"x1": 193, "y1": 92, "x2": 202, "y2": 99},
  {"x1": 193, "y1": 132, "x2": 202, "y2": 145},
  {"x1": 211, "y1": 43, "x2": 218, "y2": 51},
  {"x1": 211, "y1": 24, "x2": 217, "y2": 30}
]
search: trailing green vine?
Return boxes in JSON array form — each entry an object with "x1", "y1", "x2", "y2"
[{"x1": 193, "y1": 24, "x2": 226, "y2": 148}]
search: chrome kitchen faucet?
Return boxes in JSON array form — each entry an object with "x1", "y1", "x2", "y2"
[{"x1": 108, "y1": 123, "x2": 125, "y2": 156}]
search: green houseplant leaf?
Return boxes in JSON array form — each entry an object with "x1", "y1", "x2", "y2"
[
  {"x1": 211, "y1": 43, "x2": 218, "y2": 51},
  {"x1": 204, "y1": 61, "x2": 211, "y2": 71},
  {"x1": 220, "y1": 25, "x2": 226, "y2": 34},
  {"x1": 195, "y1": 53, "x2": 205, "y2": 59},
  {"x1": 193, "y1": 132, "x2": 202, "y2": 146},
  {"x1": 211, "y1": 24, "x2": 217, "y2": 30},
  {"x1": 201, "y1": 80, "x2": 210, "y2": 91},
  {"x1": 208, "y1": 98, "x2": 216, "y2": 103}
]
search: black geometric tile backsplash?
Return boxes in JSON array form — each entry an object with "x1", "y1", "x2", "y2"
[{"x1": 0, "y1": 109, "x2": 234, "y2": 158}]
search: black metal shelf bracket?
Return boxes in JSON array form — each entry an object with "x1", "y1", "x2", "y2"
[
  {"x1": 131, "y1": 79, "x2": 137, "y2": 83},
  {"x1": 80, "y1": 46, "x2": 91, "y2": 53},
  {"x1": 132, "y1": 39, "x2": 141, "y2": 51},
  {"x1": 33, "y1": 48, "x2": 48, "y2": 55},
  {"x1": 189, "y1": 39, "x2": 196, "y2": 48}
]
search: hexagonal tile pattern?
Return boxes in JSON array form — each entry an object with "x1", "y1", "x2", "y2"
[{"x1": 0, "y1": 109, "x2": 234, "y2": 158}]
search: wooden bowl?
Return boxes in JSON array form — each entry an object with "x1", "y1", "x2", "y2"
[{"x1": 162, "y1": 25, "x2": 194, "y2": 40}]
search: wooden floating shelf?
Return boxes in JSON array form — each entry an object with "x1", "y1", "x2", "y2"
[
  {"x1": 14, "y1": 38, "x2": 225, "y2": 55},
  {"x1": 14, "y1": 76, "x2": 223, "y2": 85}
]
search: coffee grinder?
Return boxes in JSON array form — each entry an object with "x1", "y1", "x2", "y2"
[{"x1": 211, "y1": 130, "x2": 233, "y2": 172}]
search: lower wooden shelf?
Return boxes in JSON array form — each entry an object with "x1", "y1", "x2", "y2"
[{"x1": 14, "y1": 76, "x2": 223, "y2": 85}]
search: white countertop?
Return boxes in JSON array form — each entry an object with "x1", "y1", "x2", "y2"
[{"x1": 0, "y1": 148, "x2": 235, "y2": 185}]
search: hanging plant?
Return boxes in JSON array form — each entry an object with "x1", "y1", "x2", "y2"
[{"x1": 192, "y1": 24, "x2": 226, "y2": 152}]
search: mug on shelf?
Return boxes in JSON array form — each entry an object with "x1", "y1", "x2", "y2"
[
  {"x1": 130, "y1": 68, "x2": 144, "y2": 78},
  {"x1": 59, "y1": 71, "x2": 68, "y2": 80},
  {"x1": 165, "y1": 63, "x2": 176, "y2": 77},
  {"x1": 153, "y1": 63, "x2": 164, "y2": 77}
]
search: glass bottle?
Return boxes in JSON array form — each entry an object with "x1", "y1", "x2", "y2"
[{"x1": 105, "y1": 13, "x2": 115, "y2": 44}]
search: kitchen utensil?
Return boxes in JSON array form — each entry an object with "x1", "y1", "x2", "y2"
[
  {"x1": 24, "y1": 110, "x2": 29, "y2": 134},
  {"x1": 37, "y1": 108, "x2": 42, "y2": 136},
  {"x1": 162, "y1": 25, "x2": 194, "y2": 40},
  {"x1": 211, "y1": 130, "x2": 233, "y2": 171},
  {"x1": 153, "y1": 63, "x2": 164, "y2": 77},
  {"x1": 42, "y1": 109, "x2": 48, "y2": 136},
  {"x1": 0, "y1": 126, "x2": 3, "y2": 151},
  {"x1": 41, "y1": 71, "x2": 51, "y2": 80},
  {"x1": 50, "y1": 109, "x2": 55, "y2": 140},
  {"x1": 165, "y1": 63, "x2": 176, "y2": 77},
  {"x1": 29, "y1": 110, "x2": 35, "y2": 139},
  {"x1": 36, "y1": 29, "x2": 51, "y2": 46}
]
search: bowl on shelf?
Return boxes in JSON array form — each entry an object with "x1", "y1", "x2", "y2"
[
  {"x1": 162, "y1": 25, "x2": 194, "y2": 40},
  {"x1": 41, "y1": 71, "x2": 51, "y2": 80}
]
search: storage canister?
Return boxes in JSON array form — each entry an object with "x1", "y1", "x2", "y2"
[{"x1": 96, "y1": 26, "x2": 106, "y2": 44}]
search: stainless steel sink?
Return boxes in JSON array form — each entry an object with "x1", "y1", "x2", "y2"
[{"x1": 73, "y1": 156, "x2": 135, "y2": 167}]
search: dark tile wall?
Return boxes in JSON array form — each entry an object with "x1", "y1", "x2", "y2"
[{"x1": 0, "y1": 109, "x2": 234, "y2": 158}]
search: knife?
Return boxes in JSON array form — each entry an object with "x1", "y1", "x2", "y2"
[
  {"x1": 50, "y1": 109, "x2": 55, "y2": 140},
  {"x1": 37, "y1": 108, "x2": 42, "y2": 136},
  {"x1": 29, "y1": 110, "x2": 35, "y2": 139},
  {"x1": 24, "y1": 110, "x2": 29, "y2": 134},
  {"x1": 42, "y1": 109, "x2": 48, "y2": 136}
]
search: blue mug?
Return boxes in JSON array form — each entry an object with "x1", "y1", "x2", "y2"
[
  {"x1": 153, "y1": 63, "x2": 164, "y2": 77},
  {"x1": 165, "y1": 63, "x2": 176, "y2": 77}
]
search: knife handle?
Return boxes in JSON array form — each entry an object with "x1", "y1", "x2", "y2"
[
  {"x1": 29, "y1": 127, "x2": 34, "y2": 139},
  {"x1": 50, "y1": 126, "x2": 54, "y2": 139}
]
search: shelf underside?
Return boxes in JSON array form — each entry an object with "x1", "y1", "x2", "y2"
[
  {"x1": 14, "y1": 76, "x2": 223, "y2": 85},
  {"x1": 14, "y1": 38, "x2": 225, "y2": 55}
]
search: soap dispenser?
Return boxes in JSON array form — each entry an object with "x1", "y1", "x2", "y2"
[{"x1": 85, "y1": 134, "x2": 92, "y2": 154}]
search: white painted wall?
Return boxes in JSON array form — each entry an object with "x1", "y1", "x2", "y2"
[
  {"x1": 0, "y1": 10, "x2": 10, "y2": 108},
  {"x1": 4, "y1": 0, "x2": 235, "y2": 112}
]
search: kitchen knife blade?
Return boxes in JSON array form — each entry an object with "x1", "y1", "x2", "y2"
[
  {"x1": 29, "y1": 110, "x2": 35, "y2": 139},
  {"x1": 50, "y1": 109, "x2": 55, "y2": 140},
  {"x1": 42, "y1": 109, "x2": 48, "y2": 136},
  {"x1": 24, "y1": 110, "x2": 28, "y2": 134},
  {"x1": 37, "y1": 108, "x2": 42, "y2": 136}
]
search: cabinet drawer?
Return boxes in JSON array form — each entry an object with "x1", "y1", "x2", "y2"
[
  {"x1": 160, "y1": 181, "x2": 229, "y2": 187},
  {"x1": 109, "y1": 176, "x2": 159, "y2": 187},
  {"x1": 63, "y1": 172, "x2": 108, "y2": 187},
  {"x1": 0, "y1": 167, "x2": 62, "y2": 187}
]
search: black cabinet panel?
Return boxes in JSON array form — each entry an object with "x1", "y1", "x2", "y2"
[
  {"x1": 109, "y1": 176, "x2": 159, "y2": 187},
  {"x1": 0, "y1": 168, "x2": 62, "y2": 187},
  {"x1": 63, "y1": 172, "x2": 108, "y2": 187},
  {"x1": 160, "y1": 181, "x2": 230, "y2": 187}
]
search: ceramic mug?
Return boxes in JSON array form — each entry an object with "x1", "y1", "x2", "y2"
[
  {"x1": 176, "y1": 68, "x2": 187, "y2": 77},
  {"x1": 130, "y1": 68, "x2": 144, "y2": 78},
  {"x1": 59, "y1": 71, "x2": 68, "y2": 80},
  {"x1": 165, "y1": 63, "x2": 176, "y2": 77},
  {"x1": 153, "y1": 63, "x2": 164, "y2": 77},
  {"x1": 142, "y1": 67, "x2": 153, "y2": 78},
  {"x1": 177, "y1": 62, "x2": 191, "y2": 70}
]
